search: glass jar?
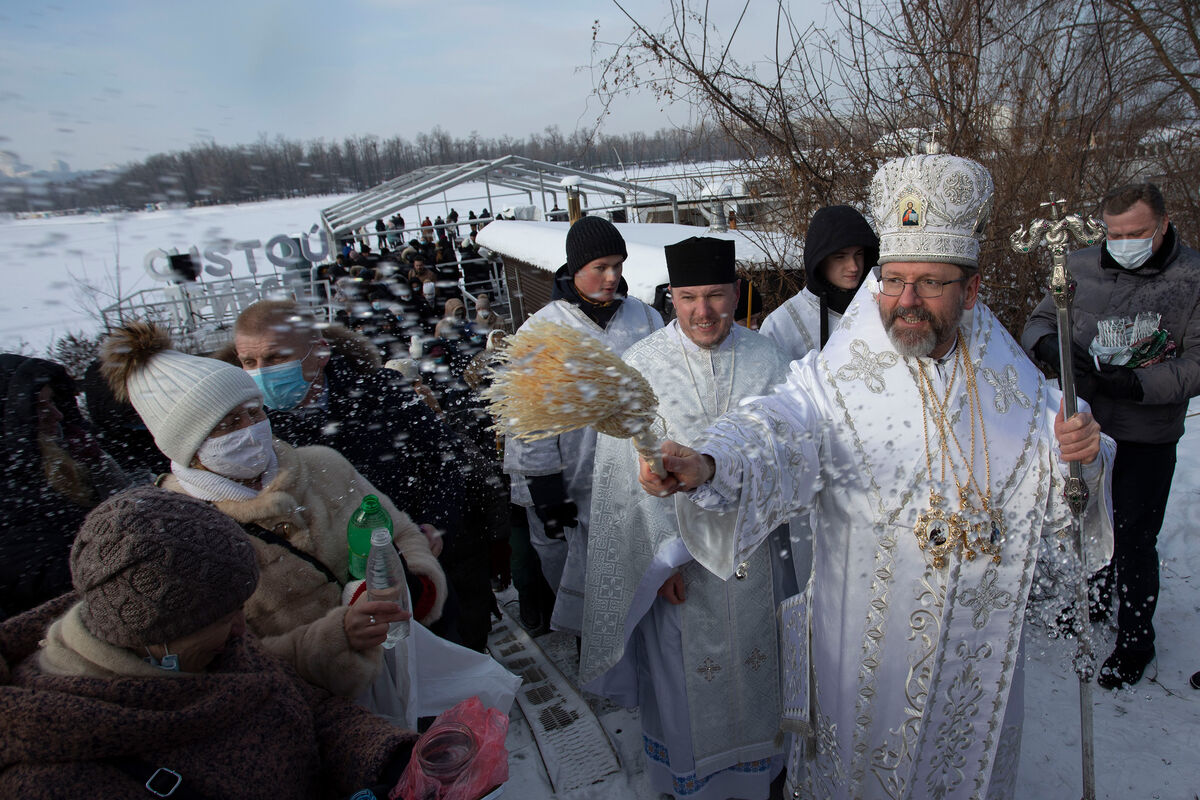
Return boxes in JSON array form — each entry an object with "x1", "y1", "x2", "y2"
[{"x1": 415, "y1": 722, "x2": 478, "y2": 784}]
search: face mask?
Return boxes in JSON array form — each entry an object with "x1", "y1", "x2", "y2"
[
  {"x1": 197, "y1": 418, "x2": 273, "y2": 479},
  {"x1": 144, "y1": 646, "x2": 181, "y2": 672},
  {"x1": 247, "y1": 348, "x2": 314, "y2": 410},
  {"x1": 478, "y1": 309, "x2": 491, "y2": 319},
  {"x1": 1106, "y1": 226, "x2": 1158, "y2": 270},
  {"x1": 423, "y1": 282, "x2": 436, "y2": 302}
]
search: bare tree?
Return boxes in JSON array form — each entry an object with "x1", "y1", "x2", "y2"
[{"x1": 592, "y1": 0, "x2": 1200, "y2": 330}]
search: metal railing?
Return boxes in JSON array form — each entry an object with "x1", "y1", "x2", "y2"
[{"x1": 101, "y1": 274, "x2": 333, "y2": 354}]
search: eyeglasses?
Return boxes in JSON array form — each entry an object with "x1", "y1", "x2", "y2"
[{"x1": 877, "y1": 276, "x2": 967, "y2": 298}]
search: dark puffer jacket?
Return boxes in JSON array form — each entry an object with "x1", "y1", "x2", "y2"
[
  {"x1": 0, "y1": 594, "x2": 416, "y2": 800},
  {"x1": 0, "y1": 356, "x2": 134, "y2": 619},
  {"x1": 1022, "y1": 225, "x2": 1200, "y2": 443}
]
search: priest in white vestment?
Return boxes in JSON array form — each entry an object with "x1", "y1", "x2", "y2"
[
  {"x1": 760, "y1": 205, "x2": 879, "y2": 359},
  {"x1": 639, "y1": 155, "x2": 1115, "y2": 800},
  {"x1": 582, "y1": 237, "x2": 805, "y2": 799},
  {"x1": 504, "y1": 216, "x2": 663, "y2": 636}
]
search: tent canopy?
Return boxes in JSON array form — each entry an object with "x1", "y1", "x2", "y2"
[{"x1": 320, "y1": 155, "x2": 679, "y2": 238}]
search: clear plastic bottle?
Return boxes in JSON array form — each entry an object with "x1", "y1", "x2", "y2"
[
  {"x1": 366, "y1": 527, "x2": 411, "y2": 647},
  {"x1": 347, "y1": 494, "x2": 392, "y2": 580}
]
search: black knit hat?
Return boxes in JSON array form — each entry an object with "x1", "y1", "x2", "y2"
[
  {"x1": 72, "y1": 485, "x2": 259, "y2": 648},
  {"x1": 566, "y1": 216, "x2": 627, "y2": 276},
  {"x1": 665, "y1": 236, "x2": 737, "y2": 286}
]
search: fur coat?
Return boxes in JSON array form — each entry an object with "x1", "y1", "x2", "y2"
[{"x1": 159, "y1": 440, "x2": 446, "y2": 697}]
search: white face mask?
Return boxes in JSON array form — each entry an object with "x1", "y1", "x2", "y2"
[
  {"x1": 1106, "y1": 226, "x2": 1159, "y2": 270},
  {"x1": 197, "y1": 418, "x2": 273, "y2": 479}
]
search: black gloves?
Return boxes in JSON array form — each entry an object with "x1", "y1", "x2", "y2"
[
  {"x1": 1033, "y1": 334, "x2": 1094, "y2": 379},
  {"x1": 1093, "y1": 363, "x2": 1145, "y2": 402},
  {"x1": 534, "y1": 502, "x2": 579, "y2": 540},
  {"x1": 527, "y1": 473, "x2": 578, "y2": 540},
  {"x1": 1033, "y1": 335, "x2": 1143, "y2": 402}
]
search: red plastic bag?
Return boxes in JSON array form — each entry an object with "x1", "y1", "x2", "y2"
[{"x1": 391, "y1": 696, "x2": 508, "y2": 800}]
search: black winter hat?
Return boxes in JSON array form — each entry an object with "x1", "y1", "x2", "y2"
[{"x1": 566, "y1": 216, "x2": 628, "y2": 276}]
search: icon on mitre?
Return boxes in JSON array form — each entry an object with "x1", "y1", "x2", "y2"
[{"x1": 899, "y1": 195, "x2": 923, "y2": 227}]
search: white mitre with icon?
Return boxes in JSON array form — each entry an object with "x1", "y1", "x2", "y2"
[{"x1": 869, "y1": 154, "x2": 995, "y2": 268}]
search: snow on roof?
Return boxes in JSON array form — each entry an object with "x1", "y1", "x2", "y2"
[{"x1": 476, "y1": 220, "x2": 799, "y2": 304}]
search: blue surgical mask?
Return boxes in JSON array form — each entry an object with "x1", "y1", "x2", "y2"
[
  {"x1": 1106, "y1": 226, "x2": 1158, "y2": 270},
  {"x1": 247, "y1": 350, "x2": 314, "y2": 410},
  {"x1": 144, "y1": 646, "x2": 181, "y2": 672}
]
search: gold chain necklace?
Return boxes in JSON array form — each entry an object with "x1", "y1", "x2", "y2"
[{"x1": 912, "y1": 335, "x2": 1006, "y2": 568}]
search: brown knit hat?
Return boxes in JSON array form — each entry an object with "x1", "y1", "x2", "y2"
[{"x1": 71, "y1": 485, "x2": 260, "y2": 648}]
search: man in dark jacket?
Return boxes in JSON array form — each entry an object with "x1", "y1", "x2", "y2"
[
  {"x1": 227, "y1": 301, "x2": 502, "y2": 651},
  {"x1": 228, "y1": 304, "x2": 464, "y2": 536},
  {"x1": 1022, "y1": 182, "x2": 1200, "y2": 688},
  {"x1": 0, "y1": 355, "x2": 136, "y2": 619}
]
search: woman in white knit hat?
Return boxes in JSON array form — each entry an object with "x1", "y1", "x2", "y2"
[{"x1": 99, "y1": 321, "x2": 447, "y2": 701}]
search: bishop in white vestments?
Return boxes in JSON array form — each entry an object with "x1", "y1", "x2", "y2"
[
  {"x1": 583, "y1": 237, "x2": 804, "y2": 799},
  {"x1": 640, "y1": 155, "x2": 1115, "y2": 800}
]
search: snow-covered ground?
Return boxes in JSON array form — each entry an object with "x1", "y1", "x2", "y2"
[
  {"x1": 3, "y1": 190, "x2": 1197, "y2": 798},
  {"x1": 1016, "y1": 404, "x2": 1200, "y2": 800},
  {"x1": 0, "y1": 195, "x2": 354, "y2": 353}
]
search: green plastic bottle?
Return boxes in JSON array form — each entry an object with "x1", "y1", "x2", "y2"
[{"x1": 347, "y1": 495, "x2": 393, "y2": 580}]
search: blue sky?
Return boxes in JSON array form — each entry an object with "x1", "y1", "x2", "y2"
[{"x1": 0, "y1": 0, "x2": 728, "y2": 171}]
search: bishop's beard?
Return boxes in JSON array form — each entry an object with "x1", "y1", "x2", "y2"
[{"x1": 882, "y1": 303, "x2": 962, "y2": 358}]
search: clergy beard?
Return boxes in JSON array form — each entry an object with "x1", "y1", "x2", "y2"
[{"x1": 882, "y1": 302, "x2": 962, "y2": 358}]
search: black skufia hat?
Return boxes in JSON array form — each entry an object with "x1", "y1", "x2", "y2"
[{"x1": 665, "y1": 237, "x2": 736, "y2": 286}]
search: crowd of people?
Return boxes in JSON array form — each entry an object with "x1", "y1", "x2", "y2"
[{"x1": 1, "y1": 157, "x2": 1197, "y2": 799}]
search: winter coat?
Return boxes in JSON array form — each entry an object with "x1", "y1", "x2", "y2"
[
  {"x1": 159, "y1": 440, "x2": 446, "y2": 697},
  {"x1": 0, "y1": 356, "x2": 135, "y2": 620},
  {"x1": 0, "y1": 594, "x2": 416, "y2": 800},
  {"x1": 80, "y1": 359, "x2": 167, "y2": 476},
  {"x1": 249, "y1": 326, "x2": 470, "y2": 538},
  {"x1": 1022, "y1": 225, "x2": 1200, "y2": 443},
  {"x1": 434, "y1": 298, "x2": 468, "y2": 339}
]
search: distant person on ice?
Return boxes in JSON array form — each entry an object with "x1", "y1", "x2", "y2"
[
  {"x1": 639, "y1": 154, "x2": 1114, "y2": 799},
  {"x1": 581, "y1": 236, "x2": 803, "y2": 799}
]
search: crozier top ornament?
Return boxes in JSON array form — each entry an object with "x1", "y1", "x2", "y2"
[{"x1": 870, "y1": 154, "x2": 995, "y2": 268}]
